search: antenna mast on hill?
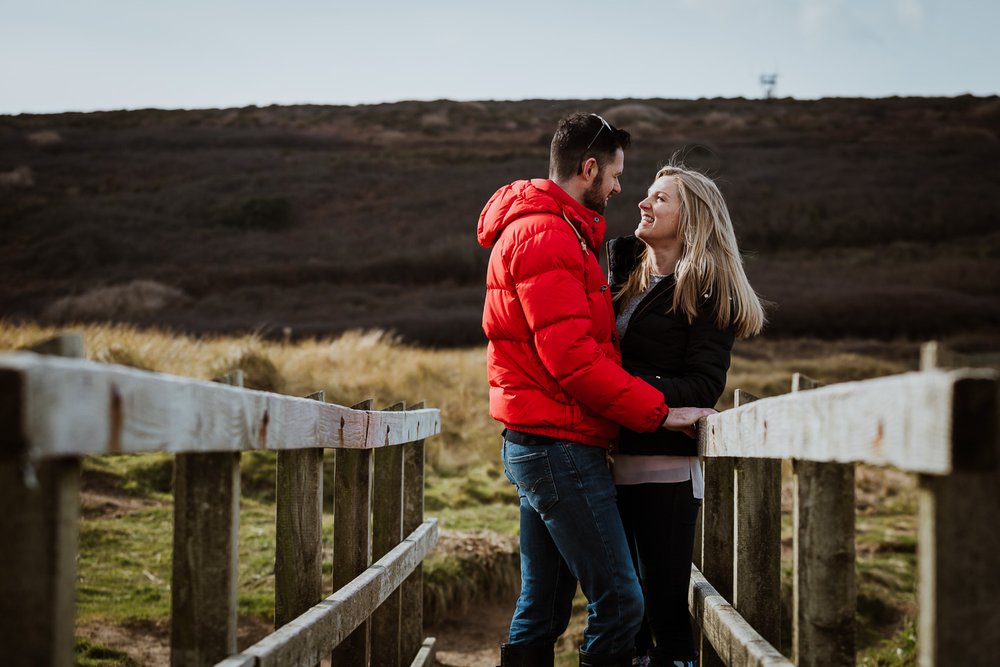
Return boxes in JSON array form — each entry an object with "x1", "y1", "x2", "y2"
[{"x1": 759, "y1": 73, "x2": 778, "y2": 99}]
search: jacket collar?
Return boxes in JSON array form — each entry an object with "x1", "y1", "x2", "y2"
[{"x1": 532, "y1": 179, "x2": 606, "y2": 253}]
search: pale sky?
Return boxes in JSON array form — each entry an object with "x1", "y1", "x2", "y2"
[{"x1": 1, "y1": 0, "x2": 996, "y2": 115}]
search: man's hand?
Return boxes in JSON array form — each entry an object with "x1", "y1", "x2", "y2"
[{"x1": 661, "y1": 407, "x2": 717, "y2": 439}]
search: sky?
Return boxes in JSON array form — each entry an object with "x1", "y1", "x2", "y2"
[{"x1": 1, "y1": 0, "x2": 997, "y2": 115}]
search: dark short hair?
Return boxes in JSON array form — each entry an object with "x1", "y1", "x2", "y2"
[{"x1": 549, "y1": 112, "x2": 631, "y2": 181}]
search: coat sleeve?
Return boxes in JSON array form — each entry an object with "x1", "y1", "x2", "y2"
[
  {"x1": 639, "y1": 307, "x2": 735, "y2": 409},
  {"x1": 508, "y1": 222, "x2": 669, "y2": 433}
]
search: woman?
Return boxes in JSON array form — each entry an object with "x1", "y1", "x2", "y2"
[{"x1": 608, "y1": 164, "x2": 765, "y2": 667}]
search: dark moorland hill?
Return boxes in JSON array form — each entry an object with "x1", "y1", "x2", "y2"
[{"x1": 1, "y1": 96, "x2": 999, "y2": 346}]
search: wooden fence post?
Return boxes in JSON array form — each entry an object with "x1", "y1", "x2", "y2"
[
  {"x1": 332, "y1": 399, "x2": 375, "y2": 667},
  {"x1": 275, "y1": 391, "x2": 326, "y2": 638},
  {"x1": 732, "y1": 389, "x2": 781, "y2": 650},
  {"x1": 401, "y1": 401, "x2": 429, "y2": 662},
  {"x1": 371, "y1": 401, "x2": 406, "y2": 667},
  {"x1": 700, "y1": 416, "x2": 736, "y2": 666},
  {"x1": 0, "y1": 333, "x2": 83, "y2": 667},
  {"x1": 171, "y1": 369, "x2": 243, "y2": 667},
  {"x1": 917, "y1": 343, "x2": 1000, "y2": 666},
  {"x1": 791, "y1": 373, "x2": 856, "y2": 667}
]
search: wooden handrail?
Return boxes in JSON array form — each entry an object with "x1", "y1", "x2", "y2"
[
  {"x1": 216, "y1": 520, "x2": 439, "y2": 667},
  {"x1": 689, "y1": 565, "x2": 793, "y2": 667},
  {"x1": 697, "y1": 368, "x2": 997, "y2": 474},
  {"x1": 0, "y1": 351, "x2": 441, "y2": 458}
]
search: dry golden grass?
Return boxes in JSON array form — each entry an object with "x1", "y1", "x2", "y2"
[{"x1": 0, "y1": 320, "x2": 493, "y2": 474}]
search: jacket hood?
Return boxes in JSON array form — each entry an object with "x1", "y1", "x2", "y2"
[{"x1": 477, "y1": 179, "x2": 606, "y2": 252}]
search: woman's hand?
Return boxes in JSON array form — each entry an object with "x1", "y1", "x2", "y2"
[{"x1": 661, "y1": 406, "x2": 717, "y2": 438}]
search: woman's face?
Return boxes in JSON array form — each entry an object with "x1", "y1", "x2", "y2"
[{"x1": 636, "y1": 175, "x2": 682, "y2": 247}]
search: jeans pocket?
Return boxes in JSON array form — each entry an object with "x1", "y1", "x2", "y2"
[{"x1": 505, "y1": 450, "x2": 559, "y2": 514}]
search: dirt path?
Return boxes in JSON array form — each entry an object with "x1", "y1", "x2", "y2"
[
  {"x1": 428, "y1": 597, "x2": 511, "y2": 667},
  {"x1": 78, "y1": 605, "x2": 510, "y2": 667}
]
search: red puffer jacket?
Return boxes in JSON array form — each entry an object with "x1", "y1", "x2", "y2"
[{"x1": 478, "y1": 178, "x2": 669, "y2": 448}]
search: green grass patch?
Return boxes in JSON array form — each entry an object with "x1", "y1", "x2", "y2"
[
  {"x1": 858, "y1": 620, "x2": 918, "y2": 666},
  {"x1": 74, "y1": 638, "x2": 141, "y2": 667},
  {"x1": 77, "y1": 505, "x2": 174, "y2": 620},
  {"x1": 426, "y1": 464, "x2": 515, "y2": 512},
  {"x1": 76, "y1": 497, "x2": 287, "y2": 623},
  {"x1": 435, "y1": 501, "x2": 519, "y2": 534}
]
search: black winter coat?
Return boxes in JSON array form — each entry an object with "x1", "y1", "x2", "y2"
[{"x1": 607, "y1": 236, "x2": 735, "y2": 456}]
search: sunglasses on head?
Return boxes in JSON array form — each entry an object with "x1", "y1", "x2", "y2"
[{"x1": 583, "y1": 114, "x2": 613, "y2": 153}]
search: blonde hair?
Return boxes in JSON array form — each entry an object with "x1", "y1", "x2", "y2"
[{"x1": 614, "y1": 164, "x2": 766, "y2": 338}]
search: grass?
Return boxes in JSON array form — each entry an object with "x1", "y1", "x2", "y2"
[
  {"x1": 75, "y1": 638, "x2": 141, "y2": 667},
  {"x1": 76, "y1": 486, "x2": 286, "y2": 623},
  {"x1": 0, "y1": 320, "x2": 964, "y2": 665}
]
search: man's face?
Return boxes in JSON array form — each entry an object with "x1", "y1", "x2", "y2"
[{"x1": 582, "y1": 148, "x2": 625, "y2": 215}]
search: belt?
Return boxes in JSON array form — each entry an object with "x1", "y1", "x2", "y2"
[{"x1": 501, "y1": 428, "x2": 561, "y2": 446}]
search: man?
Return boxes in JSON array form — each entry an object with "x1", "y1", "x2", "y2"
[{"x1": 478, "y1": 113, "x2": 715, "y2": 667}]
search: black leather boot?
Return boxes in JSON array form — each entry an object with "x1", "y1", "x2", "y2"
[
  {"x1": 498, "y1": 641, "x2": 555, "y2": 667},
  {"x1": 578, "y1": 646, "x2": 634, "y2": 666}
]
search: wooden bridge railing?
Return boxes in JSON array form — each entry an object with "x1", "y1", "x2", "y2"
[
  {"x1": 0, "y1": 334, "x2": 442, "y2": 667},
  {"x1": 691, "y1": 345, "x2": 998, "y2": 667}
]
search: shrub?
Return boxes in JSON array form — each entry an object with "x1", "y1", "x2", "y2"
[
  {"x1": 211, "y1": 349, "x2": 285, "y2": 393},
  {"x1": 43, "y1": 281, "x2": 187, "y2": 322}
]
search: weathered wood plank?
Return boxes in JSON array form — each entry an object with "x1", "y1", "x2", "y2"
[
  {"x1": 689, "y1": 565, "x2": 793, "y2": 667},
  {"x1": 697, "y1": 369, "x2": 997, "y2": 474},
  {"x1": 275, "y1": 391, "x2": 326, "y2": 635},
  {"x1": 917, "y1": 347, "x2": 1000, "y2": 666},
  {"x1": 732, "y1": 390, "x2": 782, "y2": 650},
  {"x1": 171, "y1": 370, "x2": 243, "y2": 667},
  {"x1": 0, "y1": 334, "x2": 81, "y2": 667},
  {"x1": 372, "y1": 401, "x2": 406, "y2": 667},
  {"x1": 220, "y1": 520, "x2": 438, "y2": 667},
  {"x1": 408, "y1": 637, "x2": 437, "y2": 667},
  {"x1": 701, "y1": 458, "x2": 735, "y2": 664},
  {"x1": 401, "y1": 401, "x2": 427, "y2": 663},
  {"x1": 213, "y1": 656, "x2": 256, "y2": 667},
  {"x1": 790, "y1": 373, "x2": 856, "y2": 667},
  {"x1": 0, "y1": 456, "x2": 80, "y2": 667},
  {"x1": 332, "y1": 399, "x2": 374, "y2": 667},
  {"x1": 0, "y1": 352, "x2": 440, "y2": 458}
]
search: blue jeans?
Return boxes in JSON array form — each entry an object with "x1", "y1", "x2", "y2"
[{"x1": 502, "y1": 439, "x2": 644, "y2": 654}]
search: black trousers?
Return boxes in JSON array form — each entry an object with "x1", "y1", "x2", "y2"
[{"x1": 617, "y1": 479, "x2": 702, "y2": 661}]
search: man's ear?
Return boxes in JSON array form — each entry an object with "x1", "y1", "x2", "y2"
[{"x1": 581, "y1": 157, "x2": 599, "y2": 182}]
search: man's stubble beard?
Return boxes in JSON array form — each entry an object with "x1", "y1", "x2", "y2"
[{"x1": 582, "y1": 176, "x2": 609, "y2": 215}]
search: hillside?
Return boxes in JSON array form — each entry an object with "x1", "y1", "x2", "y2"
[{"x1": 2, "y1": 96, "x2": 999, "y2": 345}]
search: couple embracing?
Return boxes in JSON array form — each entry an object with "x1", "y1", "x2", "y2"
[{"x1": 478, "y1": 113, "x2": 765, "y2": 667}]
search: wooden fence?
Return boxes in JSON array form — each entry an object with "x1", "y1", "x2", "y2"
[
  {"x1": 690, "y1": 343, "x2": 999, "y2": 667},
  {"x1": 0, "y1": 334, "x2": 442, "y2": 667}
]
